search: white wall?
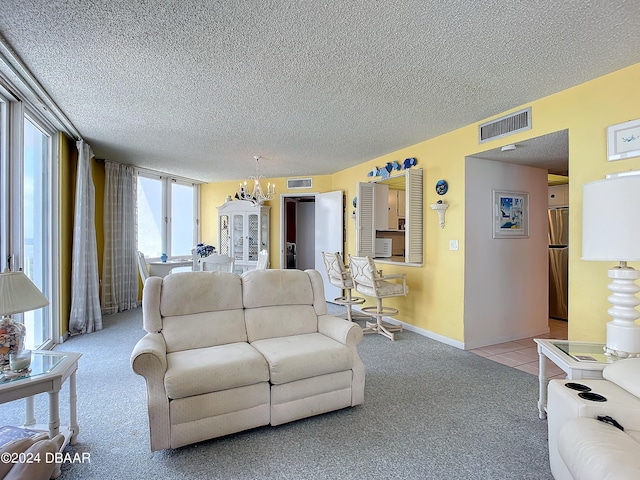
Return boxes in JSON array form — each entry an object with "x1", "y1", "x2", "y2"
[{"x1": 464, "y1": 158, "x2": 549, "y2": 349}]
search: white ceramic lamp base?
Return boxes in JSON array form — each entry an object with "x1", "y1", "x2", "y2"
[{"x1": 605, "y1": 265, "x2": 640, "y2": 358}]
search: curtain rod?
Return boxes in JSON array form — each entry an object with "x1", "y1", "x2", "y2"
[{"x1": 0, "y1": 33, "x2": 81, "y2": 140}]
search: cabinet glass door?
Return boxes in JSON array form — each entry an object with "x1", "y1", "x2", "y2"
[
  {"x1": 261, "y1": 212, "x2": 269, "y2": 251},
  {"x1": 219, "y1": 214, "x2": 229, "y2": 255},
  {"x1": 247, "y1": 213, "x2": 259, "y2": 262},
  {"x1": 232, "y1": 213, "x2": 245, "y2": 262}
]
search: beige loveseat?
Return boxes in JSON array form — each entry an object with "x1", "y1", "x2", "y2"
[{"x1": 131, "y1": 269, "x2": 365, "y2": 451}]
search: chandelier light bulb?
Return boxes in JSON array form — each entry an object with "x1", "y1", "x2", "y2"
[{"x1": 235, "y1": 156, "x2": 276, "y2": 205}]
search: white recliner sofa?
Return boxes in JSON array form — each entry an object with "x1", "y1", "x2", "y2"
[
  {"x1": 547, "y1": 357, "x2": 640, "y2": 479},
  {"x1": 131, "y1": 269, "x2": 365, "y2": 451}
]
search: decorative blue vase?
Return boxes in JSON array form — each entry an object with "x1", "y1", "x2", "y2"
[{"x1": 160, "y1": 253, "x2": 168, "y2": 263}]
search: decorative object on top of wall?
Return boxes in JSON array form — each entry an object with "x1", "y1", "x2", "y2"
[
  {"x1": 607, "y1": 119, "x2": 640, "y2": 162},
  {"x1": 435, "y1": 179, "x2": 448, "y2": 195},
  {"x1": 492, "y1": 190, "x2": 529, "y2": 238},
  {"x1": 403, "y1": 157, "x2": 417, "y2": 169},
  {"x1": 430, "y1": 200, "x2": 449, "y2": 229},
  {"x1": 367, "y1": 158, "x2": 418, "y2": 178}
]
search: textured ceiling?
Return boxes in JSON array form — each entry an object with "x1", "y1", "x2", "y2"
[
  {"x1": 469, "y1": 130, "x2": 570, "y2": 176},
  {"x1": 1, "y1": 1, "x2": 639, "y2": 182}
]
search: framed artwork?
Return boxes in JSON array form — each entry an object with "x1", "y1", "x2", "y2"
[
  {"x1": 492, "y1": 190, "x2": 529, "y2": 238},
  {"x1": 607, "y1": 119, "x2": 640, "y2": 161}
]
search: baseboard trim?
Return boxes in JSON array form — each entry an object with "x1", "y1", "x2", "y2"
[
  {"x1": 462, "y1": 327, "x2": 551, "y2": 351},
  {"x1": 351, "y1": 306, "x2": 465, "y2": 350}
]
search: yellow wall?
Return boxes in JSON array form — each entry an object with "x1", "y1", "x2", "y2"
[
  {"x1": 57, "y1": 133, "x2": 75, "y2": 336},
  {"x1": 560, "y1": 65, "x2": 640, "y2": 341},
  {"x1": 200, "y1": 62, "x2": 640, "y2": 346}
]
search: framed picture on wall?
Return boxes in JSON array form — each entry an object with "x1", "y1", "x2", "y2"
[
  {"x1": 492, "y1": 190, "x2": 529, "y2": 238},
  {"x1": 607, "y1": 118, "x2": 640, "y2": 161}
]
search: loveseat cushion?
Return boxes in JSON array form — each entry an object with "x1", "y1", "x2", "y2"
[
  {"x1": 251, "y1": 332, "x2": 353, "y2": 385},
  {"x1": 242, "y1": 269, "x2": 315, "y2": 309},
  {"x1": 245, "y1": 305, "x2": 318, "y2": 342},
  {"x1": 243, "y1": 270, "x2": 322, "y2": 341},
  {"x1": 164, "y1": 342, "x2": 269, "y2": 399},
  {"x1": 154, "y1": 272, "x2": 247, "y2": 352},
  {"x1": 160, "y1": 272, "x2": 243, "y2": 316},
  {"x1": 604, "y1": 358, "x2": 640, "y2": 398},
  {"x1": 558, "y1": 417, "x2": 640, "y2": 480},
  {"x1": 162, "y1": 310, "x2": 247, "y2": 353}
]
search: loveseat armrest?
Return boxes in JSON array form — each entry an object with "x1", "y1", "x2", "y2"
[
  {"x1": 130, "y1": 333, "x2": 171, "y2": 451},
  {"x1": 318, "y1": 314, "x2": 363, "y2": 347},
  {"x1": 131, "y1": 332, "x2": 168, "y2": 376}
]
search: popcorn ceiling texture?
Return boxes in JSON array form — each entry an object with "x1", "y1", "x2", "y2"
[{"x1": 0, "y1": 1, "x2": 639, "y2": 181}]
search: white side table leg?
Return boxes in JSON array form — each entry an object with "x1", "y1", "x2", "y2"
[
  {"x1": 24, "y1": 396, "x2": 36, "y2": 427},
  {"x1": 48, "y1": 391, "x2": 60, "y2": 438},
  {"x1": 69, "y1": 370, "x2": 79, "y2": 444},
  {"x1": 538, "y1": 350, "x2": 548, "y2": 419}
]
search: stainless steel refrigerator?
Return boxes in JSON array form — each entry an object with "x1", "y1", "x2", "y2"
[{"x1": 548, "y1": 207, "x2": 569, "y2": 320}]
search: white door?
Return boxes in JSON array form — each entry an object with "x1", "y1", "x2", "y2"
[{"x1": 315, "y1": 190, "x2": 343, "y2": 302}]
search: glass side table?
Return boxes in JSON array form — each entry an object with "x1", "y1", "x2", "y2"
[
  {"x1": 0, "y1": 351, "x2": 82, "y2": 451},
  {"x1": 534, "y1": 339, "x2": 617, "y2": 419}
]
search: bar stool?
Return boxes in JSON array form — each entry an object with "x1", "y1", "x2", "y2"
[
  {"x1": 348, "y1": 255, "x2": 408, "y2": 341},
  {"x1": 321, "y1": 252, "x2": 365, "y2": 322}
]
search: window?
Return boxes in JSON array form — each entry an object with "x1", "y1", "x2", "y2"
[
  {"x1": 0, "y1": 87, "x2": 58, "y2": 349},
  {"x1": 22, "y1": 115, "x2": 53, "y2": 347},
  {"x1": 136, "y1": 172, "x2": 199, "y2": 260},
  {"x1": 356, "y1": 168, "x2": 423, "y2": 265}
]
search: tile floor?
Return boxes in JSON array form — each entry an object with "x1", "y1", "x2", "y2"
[{"x1": 470, "y1": 319, "x2": 568, "y2": 379}]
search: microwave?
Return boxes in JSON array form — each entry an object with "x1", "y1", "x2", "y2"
[{"x1": 375, "y1": 238, "x2": 393, "y2": 258}]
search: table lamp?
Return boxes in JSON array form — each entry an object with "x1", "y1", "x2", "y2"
[
  {"x1": 0, "y1": 269, "x2": 49, "y2": 370},
  {"x1": 582, "y1": 174, "x2": 640, "y2": 357}
]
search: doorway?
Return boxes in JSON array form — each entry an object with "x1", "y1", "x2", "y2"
[
  {"x1": 282, "y1": 195, "x2": 316, "y2": 270},
  {"x1": 467, "y1": 129, "x2": 570, "y2": 343},
  {"x1": 280, "y1": 191, "x2": 345, "y2": 302}
]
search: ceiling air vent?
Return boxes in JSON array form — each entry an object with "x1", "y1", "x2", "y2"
[
  {"x1": 287, "y1": 178, "x2": 312, "y2": 189},
  {"x1": 478, "y1": 107, "x2": 531, "y2": 143}
]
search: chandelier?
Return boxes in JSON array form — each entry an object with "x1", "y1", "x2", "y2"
[{"x1": 235, "y1": 155, "x2": 276, "y2": 205}]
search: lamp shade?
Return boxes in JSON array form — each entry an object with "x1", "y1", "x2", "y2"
[
  {"x1": 582, "y1": 175, "x2": 640, "y2": 262},
  {"x1": 0, "y1": 270, "x2": 49, "y2": 316}
]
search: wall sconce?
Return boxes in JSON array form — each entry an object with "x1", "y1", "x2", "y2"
[{"x1": 430, "y1": 200, "x2": 449, "y2": 228}]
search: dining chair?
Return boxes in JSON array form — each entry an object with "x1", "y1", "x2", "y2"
[
  {"x1": 256, "y1": 250, "x2": 269, "y2": 270},
  {"x1": 197, "y1": 254, "x2": 235, "y2": 273},
  {"x1": 137, "y1": 251, "x2": 150, "y2": 284}
]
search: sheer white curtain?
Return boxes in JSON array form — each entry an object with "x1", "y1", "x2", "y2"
[
  {"x1": 69, "y1": 140, "x2": 102, "y2": 334},
  {"x1": 102, "y1": 161, "x2": 138, "y2": 314}
]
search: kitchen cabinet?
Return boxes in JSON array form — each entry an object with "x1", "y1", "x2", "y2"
[
  {"x1": 548, "y1": 184, "x2": 568, "y2": 207},
  {"x1": 217, "y1": 200, "x2": 270, "y2": 273},
  {"x1": 387, "y1": 189, "x2": 406, "y2": 230}
]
